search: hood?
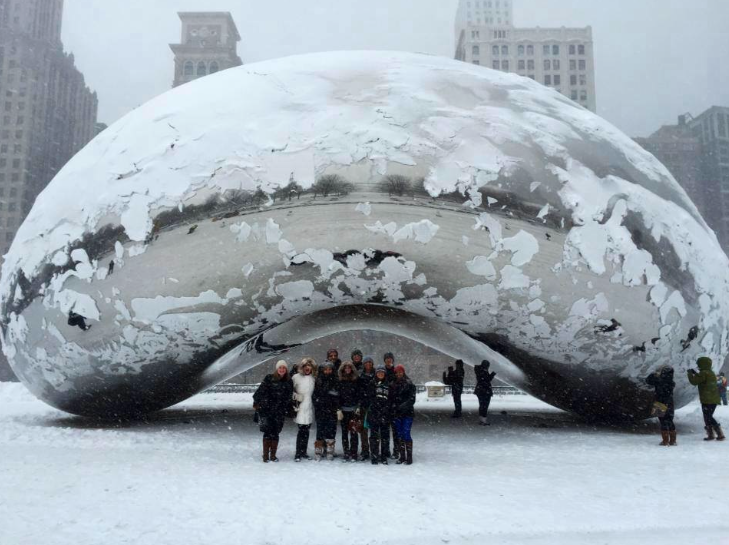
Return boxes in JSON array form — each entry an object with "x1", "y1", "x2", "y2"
[
  {"x1": 338, "y1": 361, "x2": 359, "y2": 381},
  {"x1": 697, "y1": 357, "x2": 713, "y2": 371}
]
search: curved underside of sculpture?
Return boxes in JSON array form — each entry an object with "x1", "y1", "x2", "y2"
[{"x1": 1, "y1": 51, "x2": 728, "y2": 420}]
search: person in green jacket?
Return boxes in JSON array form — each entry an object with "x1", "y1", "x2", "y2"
[{"x1": 687, "y1": 357, "x2": 725, "y2": 441}]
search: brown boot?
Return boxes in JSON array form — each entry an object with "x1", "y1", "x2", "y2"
[
  {"x1": 669, "y1": 431, "x2": 677, "y2": 446},
  {"x1": 659, "y1": 431, "x2": 669, "y2": 446},
  {"x1": 396, "y1": 441, "x2": 406, "y2": 464},
  {"x1": 704, "y1": 426, "x2": 715, "y2": 441},
  {"x1": 405, "y1": 441, "x2": 413, "y2": 465},
  {"x1": 314, "y1": 440, "x2": 324, "y2": 461},
  {"x1": 714, "y1": 425, "x2": 725, "y2": 441},
  {"x1": 262, "y1": 438, "x2": 271, "y2": 462},
  {"x1": 326, "y1": 440, "x2": 336, "y2": 461},
  {"x1": 270, "y1": 439, "x2": 279, "y2": 462}
]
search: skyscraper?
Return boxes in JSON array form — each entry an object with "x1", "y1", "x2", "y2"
[
  {"x1": 0, "y1": 0, "x2": 98, "y2": 257},
  {"x1": 454, "y1": 0, "x2": 597, "y2": 112},
  {"x1": 170, "y1": 12, "x2": 243, "y2": 88}
]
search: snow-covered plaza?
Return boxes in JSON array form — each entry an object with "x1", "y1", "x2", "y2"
[{"x1": 1, "y1": 382, "x2": 726, "y2": 545}]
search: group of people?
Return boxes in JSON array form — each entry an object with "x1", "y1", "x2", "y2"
[
  {"x1": 253, "y1": 349, "x2": 416, "y2": 465},
  {"x1": 645, "y1": 356, "x2": 726, "y2": 446},
  {"x1": 442, "y1": 359, "x2": 497, "y2": 424}
]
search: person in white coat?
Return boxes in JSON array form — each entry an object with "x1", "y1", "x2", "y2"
[{"x1": 292, "y1": 357, "x2": 317, "y2": 462}]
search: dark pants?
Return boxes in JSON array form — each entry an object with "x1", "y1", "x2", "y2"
[
  {"x1": 658, "y1": 404, "x2": 675, "y2": 431},
  {"x1": 383, "y1": 420, "x2": 398, "y2": 457},
  {"x1": 702, "y1": 404, "x2": 719, "y2": 428},
  {"x1": 477, "y1": 394, "x2": 492, "y2": 418},
  {"x1": 316, "y1": 417, "x2": 337, "y2": 441},
  {"x1": 721, "y1": 391, "x2": 727, "y2": 405},
  {"x1": 340, "y1": 411, "x2": 359, "y2": 456},
  {"x1": 453, "y1": 388, "x2": 463, "y2": 415},
  {"x1": 262, "y1": 415, "x2": 285, "y2": 440},
  {"x1": 296, "y1": 424, "x2": 310, "y2": 457},
  {"x1": 369, "y1": 422, "x2": 390, "y2": 461}
]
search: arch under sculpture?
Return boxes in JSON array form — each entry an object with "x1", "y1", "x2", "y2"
[{"x1": 1, "y1": 51, "x2": 728, "y2": 420}]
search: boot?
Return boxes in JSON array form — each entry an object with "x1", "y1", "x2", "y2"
[
  {"x1": 405, "y1": 441, "x2": 413, "y2": 465},
  {"x1": 390, "y1": 437, "x2": 401, "y2": 460},
  {"x1": 262, "y1": 438, "x2": 271, "y2": 463},
  {"x1": 314, "y1": 440, "x2": 324, "y2": 461},
  {"x1": 326, "y1": 440, "x2": 336, "y2": 461},
  {"x1": 659, "y1": 430, "x2": 669, "y2": 446},
  {"x1": 714, "y1": 425, "x2": 725, "y2": 441},
  {"x1": 479, "y1": 416, "x2": 490, "y2": 426},
  {"x1": 270, "y1": 439, "x2": 279, "y2": 462},
  {"x1": 704, "y1": 426, "x2": 716, "y2": 441},
  {"x1": 396, "y1": 441, "x2": 406, "y2": 464},
  {"x1": 669, "y1": 431, "x2": 677, "y2": 446}
]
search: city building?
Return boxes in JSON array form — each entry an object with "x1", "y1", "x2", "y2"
[
  {"x1": 454, "y1": 0, "x2": 597, "y2": 112},
  {"x1": 169, "y1": 12, "x2": 243, "y2": 88}
]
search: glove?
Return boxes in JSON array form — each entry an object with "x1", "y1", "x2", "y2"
[
  {"x1": 253, "y1": 404, "x2": 260, "y2": 411},
  {"x1": 293, "y1": 393, "x2": 303, "y2": 402},
  {"x1": 355, "y1": 408, "x2": 361, "y2": 416},
  {"x1": 337, "y1": 410, "x2": 344, "y2": 421}
]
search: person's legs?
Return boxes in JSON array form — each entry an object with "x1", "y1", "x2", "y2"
[
  {"x1": 381, "y1": 423, "x2": 390, "y2": 464},
  {"x1": 399, "y1": 417, "x2": 414, "y2": 464},
  {"x1": 702, "y1": 404, "x2": 718, "y2": 440},
  {"x1": 315, "y1": 419, "x2": 325, "y2": 459},
  {"x1": 478, "y1": 394, "x2": 492, "y2": 424},
  {"x1": 359, "y1": 422, "x2": 370, "y2": 460},
  {"x1": 721, "y1": 391, "x2": 728, "y2": 406},
  {"x1": 296, "y1": 424, "x2": 310, "y2": 459},
  {"x1": 369, "y1": 426, "x2": 380, "y2": 464},
  {"x1": 325, "y1": 418, "x2": 337, "y2": 460},
  {"x1": 269, "y1": 418, "x2": 284, "y2": 461},
  {"x1": 340, "y1": 413, "x2": 351, "y2": 459},
  {"x1": 452, "y1": 389, "x2": 462, "y2": 417},
  {"x1": 387, "y1": 420, "x2": 398, "y2": 459}
]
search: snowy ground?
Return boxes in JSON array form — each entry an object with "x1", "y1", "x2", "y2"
[{"x1": 1, "y1": 382, "x2": 727, "y2": 545}]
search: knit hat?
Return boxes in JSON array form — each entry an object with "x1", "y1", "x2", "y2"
[
  {"x1": 383, "y1": 352, "x2": 395, "y2": 362},
  {"x1": 275, "y1": 360, "x2": 288, "y2": 371},
  {"x1": 322, "y1": 361, "x2": 335, "y2": 369},
  {"x1": 375, "y1": 365, "x2": 387, "y2": 374},
  {"x1": 363, "y1": 355, "x2": 374, "y2": 364},
  {"x1": 351, "y1": 349, "x2": 363, "y2": 359},
  {"x1": 394, "y1": 364, "x2": 405, "y2": 374}
]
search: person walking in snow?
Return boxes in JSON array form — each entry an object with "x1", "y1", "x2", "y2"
[
  {"x1": 313, "y1": 361, "x2": 341, "y2": 460},
  {"x1": 292, "y1": 357, "x2": 317, "y2": 461},
  {"x1": 688, "y1": 357, "x2": 725, "y2": 441},
  {"x1": 253, "y1": 360, "x2": 294, "y2": 463},
  {"x1": 474, "y1": 360, "x2": 496, "y2": 426},
  {"x1": 338, "y1": 361, "x2": 361, "y2": 462},
  {"x1": 717, "y1": 372, "x2": 727, "y2": 406},
  {"x1": 368, "y1": 365, "x2": 393, "y2": 465},
  {"x1": 645, "y1": 366, "x2": 677, "y2": 446},
  {"x1": 443, "y1": 360, "x2": 465, "y2": 418},
  {"x1": 382, "y1": 352, "x2": 398, "y2": 458},
  {"x1": 391, "y1": 364, "x2": 416, "y2": 465},
  {"x1": 356, "y1": 355, "x2": 376, "y2": 460},
  {"x1": 351, "y1": 349, "x2": 364, "y2": 371}
]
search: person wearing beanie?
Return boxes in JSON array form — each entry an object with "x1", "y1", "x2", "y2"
[
  {"x1": 474, "y1": 360, "x2": 497, "y2": 426},
  {"x1": 391, "y1": 364, "x2": 416, "y2": 465},
  {"x1": 443, "y1": 359, "x2": 465, "y2": 418},
  {"x1": 351, "y1": 349, "x2": 364, "y2": 371},
  {"x1": 688, "y1": 357, "x2": 725, "y2": 441},
  {"x1": 313, "y1": 359, "x2": 341, "y2": 460},
  {"x1": 253, "y1": 360, "x2": 294, "y2": 462},
  {"x1": 368, "y1": 366, "x2": 393, "y2": 465},
  {"x1": 292, "y1": 357, "x2": 317, "y2": 461},
  {"x1": 718, "y1": 372, "x2": 728, "y2": 406},
  {"x1": 382, "y1": 352, "x2": 398, "y2": 458},
  {"x1": 338, "y1": 361, "x2": 361, "y2": 462},
  {"x1": 645, "y1": 366, "x2": 677, "y2": 446},
  {"x1": 324, "y1": 348, "x2": 342, "y2": 373},
  {"x1": 356, "y1": 356, "x2": 376, "y2": 460}
]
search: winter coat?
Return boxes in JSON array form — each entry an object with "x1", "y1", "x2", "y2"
[
  {"x1": 443, "y1": 365, "x2": 465, "y2": 393},
  {"x1": 367, "y1": 378, "x2": 392, "y2": 425},
  {"x1": 253, "y1": 374, "x2": 294, "y2": 420},
  {"x1": 474, "y1": 364, "x2": 496, "y2": 397},
  {"x1": 390, "y1": 376, "x2": 416, "y2": 419},
  {"x1": 718, "y1": 376, "x2": 727, "y2": 394},
  {"x1": 358, "y1": 371, "x2": 376, "y2": 410},
  {"x1": 338, "y1": 362, "x2": 360, "y2": 411},
  {"x1": 313, "y1": 372, "x2": 340, "y2": 421},
  {"x1": 292, "y1": 372, "x2": 316, "y2": 425},
  {"x1": 385, "y1": 366, "x2": 396, "y2": 384},
  {"x1": 688, "y1": 358, "x2": 721, "y2": 405},
  {"x1": 645, "y1": 368, "x2": 675, "y2": 406}
]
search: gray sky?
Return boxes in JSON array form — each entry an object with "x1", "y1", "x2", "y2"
[{"x1": 63, "y1": 0, "x2": 729, "y2": 137}]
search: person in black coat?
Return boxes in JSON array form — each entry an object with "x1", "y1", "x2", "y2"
[
  {"x1": 313, "y1": 361, "x2": 340, "y2": 460},
  {"x1": 443, "y1": 360, "x2": 465, "y2": 418},
  {"x1": 382, "y1": 352, "x2": 398, "y2": 457},
  {"x1": 356, "y1": 355, "x2": 376, "y2": 460},
  {"x1": 474, "y1": 360, "x2": 496, "y2": 426},
  {"x1": 368, "y1": 365, "x2": 393, "y2": 465},
  {"x1": 253, "y1": 360, "x2": 294, "y2": 462},
  {"x1": 391, "y1": 364, "x2": 417, "y2": 465},
  {"x1": 645, "y1": 366, "x2": 677, "y2": 446},
  {"x1": 338, "y1": 361, "x2": 361, "y2": 462}
]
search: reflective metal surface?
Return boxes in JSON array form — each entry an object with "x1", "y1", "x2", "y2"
[{"x1": 2, "y1": 51, "x2": 728, "y2": 420}]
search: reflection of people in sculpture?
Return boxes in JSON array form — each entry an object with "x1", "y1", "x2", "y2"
[
  {"x1": 688, "y1": 357, "x2": 725, "y2": 441},
  {"x1": 107, "y1": 260, "x2": 114, "y2": 276},
  {"x1": 474, "y1": 360, "x2": 496, "y2": 426},
  {"x1": 292, "y1": 357, "x2": 316, "y2": 462},
  {"x1": 645, "y1": 366, "x2": 676, "y2": 446},
  {"x1": 253, "y1": 360, "x2": 293, "y2": 463},
  {"x1": 443, "y1": 360, "x2": 465, "y2": 418},
  {"x1": 391, "y1": 364, "x2": 416, "y2": 465},
  {"x1": 313, "y1": 361, "x2": 340, "y2": 461},
  {"x1": 67, "y1": 310, "x2": 92, "y2": 331}
]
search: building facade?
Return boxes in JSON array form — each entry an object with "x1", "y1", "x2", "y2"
[
  {"x1": 170, "y1": 12, "x2": 242, "y2": 88},
  {"x1": 454, "y1": 0, "x2": 597, "y2": 112}
]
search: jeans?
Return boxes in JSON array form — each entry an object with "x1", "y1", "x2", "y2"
[
  {"x1": 721, "y1": 391, "x2": 727, "y2": 405},
  {"x1": 702, "y1": 404, "x2": 719, "y2": 428},
  {"x1": 394, "y1": 416, "x2": 414, "y2": 442}
]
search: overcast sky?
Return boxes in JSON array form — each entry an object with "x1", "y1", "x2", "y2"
[{"x1": 62, "y1": 0, "x2": 729, "y2": 137}]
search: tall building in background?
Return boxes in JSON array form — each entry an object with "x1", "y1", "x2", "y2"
[
  {"x1": 170, "y1": 12, "x2": 243, "y2": 88},
  {"x1": 454, "y1": 0, "x2": 597, "y2": 112}
]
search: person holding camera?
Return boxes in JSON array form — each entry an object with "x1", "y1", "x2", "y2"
[
  {"x1": 645, "y1": 366, "x2": 676, "y2": 446},
  {"x1": 253, "y1": 360, "x2": 294, "y2": 462},
  {"x1": 443, "y1": 359, "x2": 465, "y2": 419},
  {"x1": 688, "y1": 357, "x2": 725, "y2": 441}
]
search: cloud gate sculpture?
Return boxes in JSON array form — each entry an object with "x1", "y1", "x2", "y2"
[{"x1": 2, "y1": 51, "x2": 728, "y2": 420}]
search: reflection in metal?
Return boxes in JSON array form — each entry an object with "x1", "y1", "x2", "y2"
[{"x1": 1, "y1": 51, "x2": 728, "y2": 420}]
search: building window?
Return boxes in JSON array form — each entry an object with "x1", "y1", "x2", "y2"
[
  {"x1": 501, "y1": 45, "x2": 508, "y2": 55},
  {"x1": 570, "y1": 59, "x2": 577, "y2": 71},
  {"x1": 493, "y1": 61, "x2": 499, "y2": 69},
  {"x1": 518, "y1": 60, "x2": 525, "y2": 70},
  {"x1": 552, "y1": 45, "x2": 560, "y2": 55},
  {"x1": 518, "y1": 45, "x2": 524, "y2": 56},
  {"x1": 569, "y1": 44, "x2": 576, "y2": 55},
  {"x1": 209, "y1": 61, "x2": 220, "y2": 74},
  {"x1": 544, "y1": 75, "x2": 552, "y2": 85},
  {"x1": 570, "y1": 74, "x2": 577, "y2": 85},
  {"x1": 527, "y1": 59, "x2": 535, "y2": 70},
  {"x1": 473, "y1": 45, "x2": 480, "y2": 56},
  {"x1": 492, "y1": 45, "x2": 499, "y2": 56},
  {"x1": 197, "y1": 62, "x2": 207, "y2": 76},
  {"x1": 527, "y1": 45, "x2": 534, "y2": 56},
  {"x1": 553, "y1": 60, "x2": 560, "y2": 70},
  {"x1": 580, "y1": 90, "x2": 588, "y2": 101},
  {"x1": 571, "y1": 90, "x2": 578, "y2": 100},
  {"x1": 578, "y1": 45, "x2": 586, "y2": 55},
  {"x1": 543, "y1": 45, "x2": 550, "y2": 55},
  {"x1": 528, "y1": 74, "x2": 535, "y2": 80},
  {"x1": 579, "y1": 60, "x2": 586, "y2": 70},
  {"x1": 12, "y1": 158, "x2": 20, "y2": 168},
  {"x1": 544, "y1": 59, "x2": 551, "y2": 70},
  {"x1": 554, "y1": 75, "x2": 561, "y2": 86},
  {"x1": 473, "y1": 60, "x2": 480, "y2": 65},
  {"x1": 183, "y1": 61, "x2": 194, "y2": 76}
]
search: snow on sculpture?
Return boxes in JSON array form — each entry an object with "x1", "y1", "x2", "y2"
[{"x1": 1, "y1": 51, "x2": 728, "y2": 420}]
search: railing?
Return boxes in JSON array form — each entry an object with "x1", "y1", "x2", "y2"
[{"x1": 205, "y1": 383, "x2": 526, "y2": 396}]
